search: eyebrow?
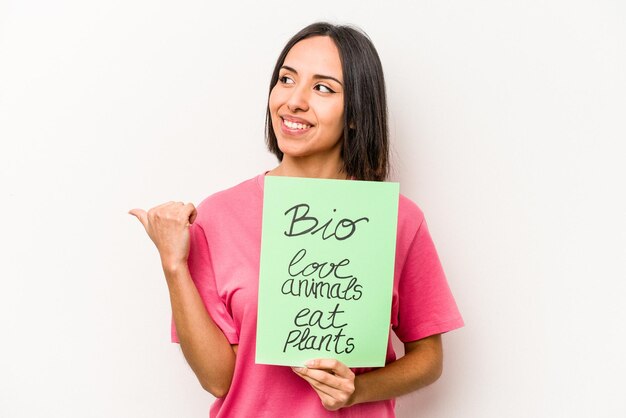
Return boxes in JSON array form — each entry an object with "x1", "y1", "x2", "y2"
[{"x1": 280, "y1": 65, "x2": 343, "y2": 86}]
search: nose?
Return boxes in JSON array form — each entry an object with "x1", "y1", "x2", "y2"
[{"x1": 286, "y1": 84, "x2": 309, "y2": 113}]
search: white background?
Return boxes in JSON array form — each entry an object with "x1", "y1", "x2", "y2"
[{"x1": 1, "y1": 1, "x2": 625, "y2": 417}]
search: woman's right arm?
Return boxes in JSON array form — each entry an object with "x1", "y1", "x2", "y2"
[
  {"x1": 164, "y1": 263, "x2": 237, "y2": 397},
  {"x1": 129, "y1": 202, "x2": 236, "y2": 398}
]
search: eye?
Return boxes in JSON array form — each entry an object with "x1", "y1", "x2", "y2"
[
  {"x1": 315, "y1": 84, "x2": 335, "y2": 94},
  {"x1": 279, "y1": 75, "x2": 295, "y2": 85}
]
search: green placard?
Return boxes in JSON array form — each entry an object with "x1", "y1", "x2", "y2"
[{"x1": 256, "y1": 176, "x2": 399, "y2": 367}]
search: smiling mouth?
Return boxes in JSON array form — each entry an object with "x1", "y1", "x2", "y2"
[{"x1": 282, "y1": 118, "x2": 312, "y2": 130}]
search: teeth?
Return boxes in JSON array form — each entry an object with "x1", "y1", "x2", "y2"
[{"x1": 284, "y1": 119, "x2": 311, "y2": 130}]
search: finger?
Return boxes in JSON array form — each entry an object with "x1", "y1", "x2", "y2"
[
  {"x1": 184, "y1": 203, "x2": 197, "y2": 224},
  {"x1": 294, "y1": 365, "x2": 355, "y2": 395},
  {"x1": 293, "y1": 372, "x2": 351, "y2": 410},
  {"x1": 305, "y1": 359, "x2": 355, "y2": 379},
  {"x1": 294, "y1": 367, "x2": 352, "y2": 392},
  {"x1": 128, "y1": 208, "x2": 149, "y2": 229},
  {"x1": 293, "y1": 370, "x2": 345, "y2": 399},
  {"x1": 146, "y1": 201, "x2": 182, "y2": 223}
]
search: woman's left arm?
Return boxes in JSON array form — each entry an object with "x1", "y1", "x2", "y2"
[{"x1": 292, "y1": 334, "x2": 443, "y2": 410}]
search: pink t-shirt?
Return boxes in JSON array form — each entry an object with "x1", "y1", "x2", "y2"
[{"x1": 172, "y1": 174, "x2": 463, "y2": 418}]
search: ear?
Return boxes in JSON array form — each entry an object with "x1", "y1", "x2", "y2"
[{"x1": 348, "y1": 121, "x2": 356, "y2": 130}]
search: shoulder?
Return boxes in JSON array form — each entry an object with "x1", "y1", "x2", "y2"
[
  {"x1": 194, "y1": 174, "x2": 264, "y2": 222},
  {"x1": 398, "y1": 193, "x2": 426, "y2": 235}
]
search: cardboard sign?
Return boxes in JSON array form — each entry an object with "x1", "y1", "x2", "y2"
[{"x1": 256, "y1": 176, "x2": 399, "y2": 367}]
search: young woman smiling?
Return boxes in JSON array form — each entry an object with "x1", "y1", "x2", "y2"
[{"x1": 130, "y1": 22, "x2": 463, "y2": 418}]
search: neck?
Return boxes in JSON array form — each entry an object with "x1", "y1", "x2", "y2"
[{"x1": 268, "y1": 154, "x2": 347, "y2": 180}]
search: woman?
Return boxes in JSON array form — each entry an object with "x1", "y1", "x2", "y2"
[{"x1": 130, "y1": 22, "x2": 463, "y2": 417}]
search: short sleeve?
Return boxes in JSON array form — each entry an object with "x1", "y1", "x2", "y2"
[
  {"x1": 393, "y1": 217, "x2": 464, "y2": 342},
  {"x1": 171, "y1": 222, "x2": 239, "y2": 344}
]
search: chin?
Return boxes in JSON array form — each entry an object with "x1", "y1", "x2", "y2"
[{"x1": 277, "y1": 142, "x2": 307, "y2": 158}]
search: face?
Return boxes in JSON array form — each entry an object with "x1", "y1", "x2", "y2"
[{"x1": 269, "y1": 36, "x2": 345, "y2": 163}]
